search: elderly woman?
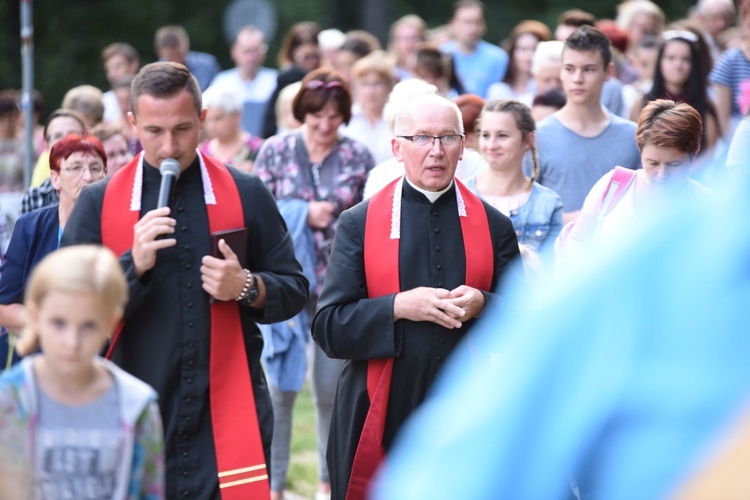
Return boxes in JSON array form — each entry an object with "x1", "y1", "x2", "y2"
[
  {"x1": 254, "y1": 67, "x2": 374, "y2": 500},
  {"x1": 566, "y1": 100, "x2": 712, "y2": 254},
  {"x1": 200, "y1": 85, "x2": 263, "y2": 172},
  {"x1": 0, "y1": 134, "x2": 107, "y2": 366},
  {"x1": 340, "y1": 50, "x2": 396, "y2": 164}
]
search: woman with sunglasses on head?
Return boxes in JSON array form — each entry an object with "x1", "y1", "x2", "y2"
[
  {"x1": 0, "y1": 134, "x2": 107, "y2": 369},
  {"x1": 630, "y1": 29, "x2": 720, "y2": 153},
  {"x1": 254, "y1": 67, "x2": 374, "y2": 500}
]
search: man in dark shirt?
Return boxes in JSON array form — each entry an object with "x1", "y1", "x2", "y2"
[
  {"x1": 312, "y1": 94, "x2": 520, "y2": 499},
  {"x1": 63, "y1": 62, "x2": 308, "y2": 499}
]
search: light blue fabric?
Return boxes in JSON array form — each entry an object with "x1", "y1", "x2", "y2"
[
  {"x1": 526, "y1": 113, "x2": 641, "y2": 212},
  {"x1": 465, "y1": 178, "x2": 563, "y2": 255},
  {"x1": 259, "y1": 199, "x2": 316, "y2": 392},
  {"x1": 440, "y1": 40, "x2": 508, "y2": 98},
  {"x1": 374, "y1": 165, "x2": 750, "y2": 499}
]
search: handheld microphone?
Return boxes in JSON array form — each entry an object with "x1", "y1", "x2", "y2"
[{"x1": 157, "y1": 158, "x2": 182, "y2": 209}]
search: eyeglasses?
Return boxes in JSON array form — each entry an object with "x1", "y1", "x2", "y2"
[
  {"x1": 62, "y1": 164, "x2": 106, "y2": 176},
  {"x1": 305, "y1": 80, "x2": 344, "y2": 92},
  {"x1": 662, "y1": 30, "x2": 699, "y2": 43},
  {"x1": 398, "y1": 134, "x2": 463, "y2": 148}
]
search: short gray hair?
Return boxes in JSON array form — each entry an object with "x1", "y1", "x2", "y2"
[
  {"x1": 202, "y1": 84, "x2": 243, "y2": 114},
  {"x1": 531, "y1": 41, "x2": 563, "y2": 76},
  {"x1": 393, "y1": 93, "x2": 464, "y2": 136}
]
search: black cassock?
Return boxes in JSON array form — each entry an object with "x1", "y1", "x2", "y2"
[
  {"x1": 313, "y1": 181, "x2": 520, "y2": 498},
  {"x1": 62, "y1": 157, "x2": 309, "y2": 499}
]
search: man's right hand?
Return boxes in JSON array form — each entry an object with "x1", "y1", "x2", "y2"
[
  {"x1": 393, "y1": 287, "x2": 465, "y2": 329},
  {"x1": 132, "y1": 207, "x2": 176, "y2": 278}
]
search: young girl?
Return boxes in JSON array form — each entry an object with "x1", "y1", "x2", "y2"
[
  {"x1": 0, "y1": 245, "x2": 164, "y2": 499},
  {"x1": 467, "y1": 99, "x2": 563, "y2": 254},
  {"x1": 630, "y1": 29, "x2": 720, "y2": 153}
]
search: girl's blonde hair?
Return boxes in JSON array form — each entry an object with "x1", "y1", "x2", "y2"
[{"x1": 16, "y1": 245, "x2": 128, "y2": 356}]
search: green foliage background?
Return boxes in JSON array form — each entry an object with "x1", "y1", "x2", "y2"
[{"x1": 1, "y1": 0, "x2": 691, "y2": 119}]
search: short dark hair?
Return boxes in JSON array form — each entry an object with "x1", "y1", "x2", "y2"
[
  {"x1": 451, "y1": 0, "x2": 487, "y2": 19},
  {"x1": 154, "y1": 25, "x2": 189, "y2": 52},
  {"x1": 557, "y1": 9, "x2": 596, "y2": 28},
  {"x1": 636, "y1": 100, "x2": 703, "y2": 155},
  {"x1": 564, "y1": 25, "x2": 613, "y2": 68},
  {"x1": 130, "y1": 62, "x2": 202, "y2": 115},
  {"x1": 293, "y1": 68, "x2": 352, "y2": 125}
]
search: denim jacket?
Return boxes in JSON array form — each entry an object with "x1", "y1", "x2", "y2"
[{"x1": 466, "y1": 178, "x2": 563, "y2": 253}]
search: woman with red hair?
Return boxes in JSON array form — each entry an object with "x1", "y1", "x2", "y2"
[{"x1": 0, "y1": 134, "x2": 107, "y2": 367}]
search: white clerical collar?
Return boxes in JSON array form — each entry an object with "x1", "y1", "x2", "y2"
[
  {"x1": 390, "y1": 177, "x2": 465, "y2": 239},
  {"x1": 404, "y1": 176, "x2": 454, "y2": 203}
]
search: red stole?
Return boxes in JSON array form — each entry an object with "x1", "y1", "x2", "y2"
[
  {"x1": 349, "y1": 177, "x2": 494, "y2": 499},
  {"x1": 100, "y1": 152, "x2": 270, "y2": 499}
]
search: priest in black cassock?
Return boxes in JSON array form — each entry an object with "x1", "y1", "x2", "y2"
[
  {"x1": 62, "y1": 62, "x2": 309, "y2": 499},
  {"x1": 312, "y1": 94, "x2": 520, "y2": 500}
]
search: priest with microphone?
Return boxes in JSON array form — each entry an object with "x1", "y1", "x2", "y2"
[{"x1": 62, "y1": 62, "x2": 309, "y2": 499}]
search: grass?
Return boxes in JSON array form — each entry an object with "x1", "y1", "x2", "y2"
[{"x1": 286, "y1": 383, "x2": 319, "y2": 498}]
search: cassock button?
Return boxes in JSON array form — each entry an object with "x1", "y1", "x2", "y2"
[
  {"x1": 186, "y1": 283, "x2": 192, "y2": 289},
  {"x1": 436, "y1": 264, "x2": 442, "y2": 270},
  {"x1": 181, "y1": 226, "x2": 188, "y2": 232},
  {"x1": 433, "y1": 373, "x2": 438, "y2": 379},
  {"x1": 186, "y1": 377, "x2": 194, "y2": 384},
  {"x1": 183, "y1": 244, "x2": 190, "y2": 251},
  {"x1": 436, "y1": 355, "x2": 442, "y2": 361},
  {"x1": 432, "y1": 211, "x2": 438, "y2": 216},
  {"x1": 186, "y1": 397, "x2": 193, "y2": 404},
  {"x1": 188, "y1": 321, "x2": 195, "y2": 328},
  {"x1": 182, "y1": 452, "x2": 188, "y2": 458},
  {"x1": 437, "y1": 282, "x2": 443, "y2": 287},
  {"x1": 187, "y1": 360, "x2": 195, "y2": 367},
  {"x1": 435, "y1": 246, "x2": 441, "y2": 252},
  {"x1": 182, "y1": 491, "x2": 190, "y2": 497},
  {"x1": 439, "y1": 337, "x2": 445, "y2": 343},
  {"x1": 178, "y1": 206, "x2": 185, "y2": 212},
  {"x1": 185, "y1": 264, "x2": 192, "y2": 270},
  {"x1": 185, "y1": 417, "x2": 193, "y2": 424},
  {"x1": 181, "y1": 434, "x2": 188, "y2": 441},
  {"x1": 181, "y1": 471, "x2": 188, "y2": 477},
  {"x1": 187, "y1": 302, "x2": 193, "y2": 308},
  {"x1": 434, "y1": 228, "x2": 440, "y2": 233}
]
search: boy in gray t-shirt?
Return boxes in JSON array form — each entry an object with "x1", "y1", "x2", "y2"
[{"x1": 527, "y1": 26, "x2": 641, "y2": 223}]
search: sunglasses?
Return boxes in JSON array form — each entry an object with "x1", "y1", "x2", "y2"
[
  {"x1": 305, "y1": 80, "x2": 344, "y2": 92},
  {"x1": 662, "y1": 30, "x2": 699, "y2": 43}
]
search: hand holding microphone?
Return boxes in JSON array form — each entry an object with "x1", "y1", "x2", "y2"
[
  {"x1": 157, "y1": 158, "x2": 182, "y2": 208},
  {"x1": 131, "y1": 158, "x2": 181, "y2": 278}
]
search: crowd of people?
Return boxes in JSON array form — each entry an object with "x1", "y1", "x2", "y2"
[{"x1": 0, "y1": 0, "x2": 749, "y2": 498}]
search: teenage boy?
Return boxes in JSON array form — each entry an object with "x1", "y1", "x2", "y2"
[{"x1": 531, "y1": 26, "x2": 640, "y2": 223}]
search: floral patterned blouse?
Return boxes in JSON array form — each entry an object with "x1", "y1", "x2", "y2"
[{"x1": 255, "y1": 130, "x2": 374, "y2": 294}]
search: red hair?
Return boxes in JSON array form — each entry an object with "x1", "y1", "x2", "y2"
[{"x1": 49, "y1": 134, "x2": 107, "y2": 173}]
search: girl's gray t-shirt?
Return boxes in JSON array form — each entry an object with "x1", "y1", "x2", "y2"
[{"x1": 34, "y1": 380, "x2": 123, "y2": 500}]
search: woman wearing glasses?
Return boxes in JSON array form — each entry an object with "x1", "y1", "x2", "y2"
[
  {"x1": 0, "y1": 134, "x2": 106, "y2": 368},
  {"x1": 254, "y1": 67, "x2": 374, "y2": 500},
  {"x1": 630, "y1": 29, "x2": 720, "y2": 153}
]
